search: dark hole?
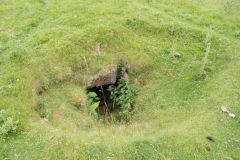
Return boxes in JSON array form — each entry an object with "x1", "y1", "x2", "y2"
[
  {"x1": 87, "y1": 79, "x2": 121, "y2": 115},
  {"x1": 86, "y1": 61, "x2": 130, "y2": 116}
]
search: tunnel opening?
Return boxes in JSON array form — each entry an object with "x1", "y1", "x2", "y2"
[
  {"x1": 86, "y1": 61, "x2": 138, "y2": 121},
  {"x1": 86, "y1": 62, "x2": 128, "y2": 116},
  {"x1": 87, "y1": 81, "x2": 121, "y2": 115}
]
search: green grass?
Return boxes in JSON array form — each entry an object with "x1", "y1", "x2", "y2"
[{"x1": 0, "y1": 0, "x2": 240, "y2": 159}]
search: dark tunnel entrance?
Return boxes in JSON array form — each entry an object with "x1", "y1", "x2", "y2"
[{"x1": 86, "y1": 62, "x2": 129, "y2": 116}]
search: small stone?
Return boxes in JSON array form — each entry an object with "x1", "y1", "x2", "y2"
[
  {"x1": 228, "y1": 113, "x2": 236, "y2": 118},
  {"x1": 221, "y1": 106, "x2": 229, "y2": 113}
]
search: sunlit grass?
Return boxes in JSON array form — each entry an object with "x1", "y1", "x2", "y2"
[{"x1": 0, "y1": 0, "x2": 239, "y2": 159}]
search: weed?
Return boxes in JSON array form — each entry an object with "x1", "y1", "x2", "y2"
[
  {"x1": 170, "y1": 39, "x2": 180, "y2": 58},
  {"x1": 204, "y1": 24, "x2": 214, "y2": 45},
  {"x1": 199, "y1": 42, "x2": 211, "y2": 79},
  {"x1": 170, "y1": 16, "x2": 176, "y2": 36},
  {"x1": 170, "y1": 40, "x2": 176, "y2": 55},
  {"x1": 198, "y1": 25, "x2": 214, "y2": 80},
  {"x1": 36, "y1": 98, "x2": 50, "y2": 118},
  {"x1": 86, "y1": 77, "x2": 138, "y2": 121},
  {"x1": 0, "y1": 110, "x2": 18, "y2": 137},
  {"x1": 235, "y1": 31, "x2": 240, "y2": 38},
  {"x1": 108, "y1": 78, "x2": 139, "y2": 121},
  {"x1": 86, "y1": 92, "x2": 100, "y2": 118}
]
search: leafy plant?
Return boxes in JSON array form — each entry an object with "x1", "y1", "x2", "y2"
[
  {"x1": 0, "y1": 110, "x2": 18, "y2": 137},
  {"x1": 204, "y1": 24, "x2": 214, "y2": 45},
  {"x1": 86, "y1": 92, "x2": 100, "y2": 118},
  {"x1": 108, "y1": 78, "x2": 139, "y2": 121},
  {"x1": 169, "y1": 40, "x2": 180, "y2": 58},
  {"x1": 198, "y1": 25, "x2": 214, "y2": 80}
]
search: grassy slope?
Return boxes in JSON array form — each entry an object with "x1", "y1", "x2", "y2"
[{"x1": 0, "y1": 0, "x2": 239, "y2": 159}]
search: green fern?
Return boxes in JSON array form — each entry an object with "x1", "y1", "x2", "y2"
[{"x1": 86, "y1": 92, "x2": 99, "y2": 118}]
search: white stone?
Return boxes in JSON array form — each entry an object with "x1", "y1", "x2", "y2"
[
  {"x1": 221, "y1": 106, "x2": 229, "y2": 113},
  {"x1": 229, "y1": 113, "x2": 236, "y2": 118}
]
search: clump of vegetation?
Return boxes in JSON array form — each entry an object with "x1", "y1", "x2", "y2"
[
  {"x1": 204, "y1": 24, "x2": 214, "y2": 45},
  {"x1": 108, "y1": 78, "x2": 139, "y2": 121},
  {"x1": 86, "y1": 77, "x2": 138, "y2": 122},
  {"x1": 170, "y1": 16, "x2": 176, "y2": 35},
  {"x1": 197, "y1": 25, "x2": 214, "y2": 80},
  {"x1": 199, "y1": 42, "x2": 211, "y2": 79},
  {"x1": 169, "y1": 40, "x2": 181, "y2": 59},
  {"x1": 0, "y1": 110, "x2": 18, "y2": 137},
  {"x1": 35, "y1": 98, "x2": 50, "y2": 118},
  {"x1": 86, "y1": 92, "x2": 100, "y2": 118}
]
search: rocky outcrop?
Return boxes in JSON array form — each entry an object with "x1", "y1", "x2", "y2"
[{"x1": 87, "y1": 61, "x2": 129, "y2": 89}]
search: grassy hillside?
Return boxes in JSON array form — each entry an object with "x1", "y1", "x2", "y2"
[{"x1": 0, "y1": 0, "x2": 239, "y2": 159}]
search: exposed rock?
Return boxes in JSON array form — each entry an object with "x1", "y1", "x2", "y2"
[
  {"x1": 88, "y1": 71, "x2": 117, "y2": 88},
  {"x1": 220, "y1": 106, "x2": 236, "y2": 118},
  {"x1": 87, "y1": 61, "x2": 129, "y2": 89},
  {"x1": 221, "y1": 106, "x2": 229, "y2": 113},
  {"x1": 229, "y1": 113, "x2": 236, "y2": 118}
]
